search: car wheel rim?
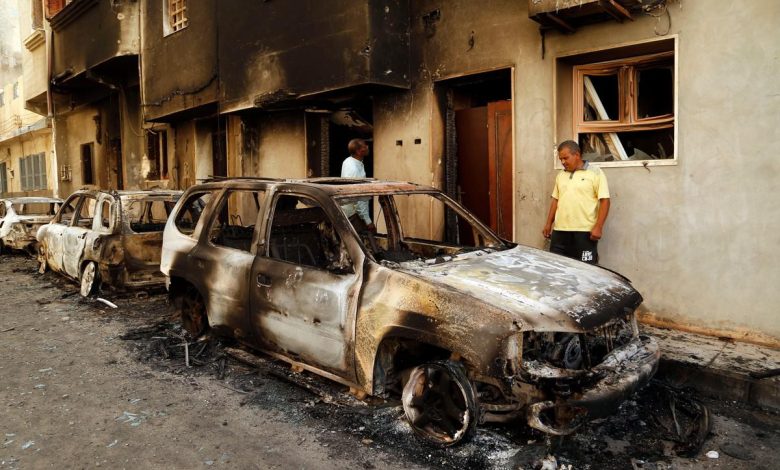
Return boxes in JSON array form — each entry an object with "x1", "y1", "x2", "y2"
[
  {"x1": 80, "y1": 263, "x2": 97, "y2": 297},
  {"x1": 402, "y1": 362, "x2": 474, "y2": 446}
]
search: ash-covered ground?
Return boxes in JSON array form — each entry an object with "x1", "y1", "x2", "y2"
[{"x1": 1, "y1": 253, "x2": 777, "y2": 469}]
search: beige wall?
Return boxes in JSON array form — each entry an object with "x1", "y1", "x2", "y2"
[
  {"x1": 370, "y1": 0, "x2": 780, "y2": 344},
  {"x1": 0, "y1": 128, "x2": 54, "y2": 197},
  {"x1": 54, "y1": 106, "x2": 106, "y2": 196}
]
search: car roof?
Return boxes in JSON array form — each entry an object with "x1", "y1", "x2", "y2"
[
  {"x1": 193, "y1": 177, "x2": 435, "y2": 196},
  {"x1": 66, "y1": 189, "x2": 182, "y2": 199},
  {"x1": 2, "y1": 197, "x2": 63, "y2": 204}
]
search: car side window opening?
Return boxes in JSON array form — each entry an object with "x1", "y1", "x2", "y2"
[
  {"x1": 74, "y1": 197, "x2": 97, "y2": 228},
  {"x1": 56, "y1": 197, "x2": 79, "y2": 225},
  {"x1": 174, "y1": 191, "x2": 213, "y2": 237},
  {"x1": 13, "y1": 202, "x2": 57, "y2": 216},
  {"x1": 97, "y1": 200, "x2": 112, "y2": 232},
  {"x1": 268, "y1": 195, "x2": 352, "y2": 273},
  {"x1": 209, "y1": 190, "x2": 266, "y2": 253},
  {"x1": 338, "y1": 192, "x2": 504, "y2": 263},
  {"x1": 126, "y1": 199, "x2": 170, "y2": 233},
  {"x1": 0, "y1": 204, "x2": 6, "y2": 218}
]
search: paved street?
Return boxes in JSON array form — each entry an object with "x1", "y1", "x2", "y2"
[{"x1": 0, "y1": 253, "x2": 778, "y2": 469}]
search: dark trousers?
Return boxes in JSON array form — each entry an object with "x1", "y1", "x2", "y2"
[{"x1": 550, "y1": 230, "x2": 599, "y2": 264}]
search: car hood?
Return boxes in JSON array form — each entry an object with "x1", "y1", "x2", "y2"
[{"x1": 395, "y1": 246, "x2": 642, "y2": 331}]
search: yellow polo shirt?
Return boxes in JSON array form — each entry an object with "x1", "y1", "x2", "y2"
[{"x1": 552, "y1": 163, "x2": 610, "y2": 231}]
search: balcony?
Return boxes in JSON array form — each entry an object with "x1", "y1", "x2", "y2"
[{"x1": 49, "y1": 0, "x2": 140, "y2": 98}]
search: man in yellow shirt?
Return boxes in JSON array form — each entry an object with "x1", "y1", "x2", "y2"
[{"x1": 542, "y1": 140, "x2": 610, "y2": 264}]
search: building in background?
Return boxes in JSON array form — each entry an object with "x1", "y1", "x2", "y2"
[
  {"x1": 1, "y1": 0, "x2": 54, "y2": 197},
  {"x1": 6, "y1": 0, "x2": 780, "y2": 346}
]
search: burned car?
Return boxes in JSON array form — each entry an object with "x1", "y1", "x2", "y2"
[
  {"x1": 37, "y1": 189, "x2": 182, "y2": 297},
  {"x1": 0, "y1": 197, "x2": 62, "y2": 255},
  {"x1": 161, "y1": 178, "x2": 659, "y2": 446}
]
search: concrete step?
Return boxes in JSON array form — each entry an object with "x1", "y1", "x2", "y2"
[{"x1": 644, "y1": 325, "x2": 780, "y2": 411}]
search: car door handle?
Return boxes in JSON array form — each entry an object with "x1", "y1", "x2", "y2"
[{"x1": 256, "y1": 274, "x2": 271, "y2": 288}]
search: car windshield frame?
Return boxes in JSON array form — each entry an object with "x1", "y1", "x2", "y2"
[{"x1": 334, "y1": 190, "x2": 509, "y2": 261}]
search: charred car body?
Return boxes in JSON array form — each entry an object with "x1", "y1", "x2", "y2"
[
  {"x1": 161, "y1": 178, "x2": 659, "y2": 446},
  {"x1": 37, "y1": 189, "x2": 182, "y2": 297},
  {"x1": 0, "y1": 197, "x2": 62, "y2": 255}
]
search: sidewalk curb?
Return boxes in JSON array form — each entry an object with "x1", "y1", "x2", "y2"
[{"x1": 655, "y1": 358, "x2": 780, "y2": 411}]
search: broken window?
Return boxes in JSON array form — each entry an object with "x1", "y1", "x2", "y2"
[
  {"x1": 145, "y1": 130, "x2": 169, "y2": 180},
  {"x1": 97, "y1": 199, "x2": 112, "y2": 232},
  {"x1": 174, "y1": 191, "x2": 213, "y2": 236},
  {"x1": 74, "y1": 197, "x2": 96, "y2": 229},
  {"x1": 20, "y1": 153, "x2": 47, "y2": 191},
  {"x1": 12, "y1": 82, "x2": 19, "y2": 99},
  {"x1": 268, "y1": 195, "x2": 351, "y2": 272},
  {"x1": 56, "y1": 196, "x2": 78, "y2": 225},
  {"x1": 163, "y1": 0, "x2": 188, "y2": 36},
  {"x1": 13, "y1": 202, "x2": 58, "y2": 216},
  {"x1": 209, "y1": 190, "x2": 266, "y2": 253},
  {"x1": 125, "y1": 199, "x2": 171, "y2": 233},
  {"x1": 574, "y1": 52, "x2": 674, "y2": 162}
]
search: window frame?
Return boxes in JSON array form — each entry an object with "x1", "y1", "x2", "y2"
[
  {"x1": 206, "y1": 189, "x2": 267, "y2": 254},
  {"x1": 145, "y1": 129, "x2": 169, "y2": 180},
  {"x1": 163, "y1": 0, "x2": 189, "y2": 36},
  {"x1": 0, "y1": 162, "x2": 8, "y2": 194},
  {"x1": 265, "y1": 192, "x2": 354, "y2": 273},
  {"x1": 555, "y1": 37, "x2": 679, "y2": 169},
  {"x1": 19, "y1": 153, "x2": 47, "y2": 191}
]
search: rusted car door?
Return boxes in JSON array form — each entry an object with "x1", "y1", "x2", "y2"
[
  {"x1": 249, "y1": 192, "x2": 362, "y2": 378},
  {"x1": 62, "y1": 196, "x2": 96, "y2": 279},
  {"x1": 43, "y1": 195, "x2": 79, "y2": 273},
  {"x1": 190, "y1": 189, "x2": 267, "y2": 339}
]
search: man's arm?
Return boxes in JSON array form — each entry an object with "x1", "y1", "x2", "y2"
[
  {"x1": 543, "y1": 198, "x2": 558, "y2": 239},
  {"x1": 356, "y1": 199, "x2": 374, "y2": 229},
  {"x1": 590, "y1": 198, "x2": 610, "y2": 240}
]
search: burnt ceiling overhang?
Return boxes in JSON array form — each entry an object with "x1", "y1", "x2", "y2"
[{"x1": 529, "y1": 0, "x2": 648, "y2": 33}]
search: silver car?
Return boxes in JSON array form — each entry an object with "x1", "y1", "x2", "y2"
[
  {"x1": 37, "y1": 189, "x2": 182, "y2": 296},
  {"x1": 0, "y1": 197, "x2": 62, "y2": 255},
  {"x1": 161, "y1": 177, "x2": 659, "y2": 446}
]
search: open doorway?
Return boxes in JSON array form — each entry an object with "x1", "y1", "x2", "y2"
[
  {"x1": 305, "y1": 97, "x2": 373, "y2": 179},
  {"x1": 438, "y1": 69, "x2": 513, "y2": 242}
]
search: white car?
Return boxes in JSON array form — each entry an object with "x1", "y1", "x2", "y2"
[{"x1": 0, "y1": 197, "x2": 62, "y2": 255}]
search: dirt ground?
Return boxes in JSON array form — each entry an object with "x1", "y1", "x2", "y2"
[{"x1": 1, "y1": 253, "x2": 778, "y2": 469}]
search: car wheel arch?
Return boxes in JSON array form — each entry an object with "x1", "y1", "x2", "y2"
[{"x1": 369, "y1": 331, "x2": 473, "y2": 397}]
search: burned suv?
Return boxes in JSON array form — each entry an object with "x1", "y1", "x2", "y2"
[
  {"x1": 37, "y1": 189, "x2": 182, "y2": 297},
  {"x1": 0, "y1": 197, "x2": 62, "y2": 255},
  {"x1": 161, "y1": 178, "x2": 659, "y2": 446}
]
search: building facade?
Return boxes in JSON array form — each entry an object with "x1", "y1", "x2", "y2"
[
  {"x1": 1, "y1": 0, "x2": 54, "y2": 198},
  {"x1": 20, "y1": 0, "x2": 780, "y2": 345}
]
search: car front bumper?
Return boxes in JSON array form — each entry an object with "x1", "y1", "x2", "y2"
[{"x1": 525, "y1": 335, "x2": 660, "y2": 435}]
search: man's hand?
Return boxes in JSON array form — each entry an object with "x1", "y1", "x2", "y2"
[
  {"x1": 543, "y1": 223, "x2": 553, "y2": 239},
  {"x1": 590, "y1": 226, "x2": 603, "y2": 241},
  {"x1": 367, "y1": 223, "x2": 376, "y2": 232}
]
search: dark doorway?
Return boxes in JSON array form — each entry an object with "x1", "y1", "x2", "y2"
[
  {"x1": 108, "y1": 138, "x2": 123, "y2": 189},
  {"x1": 305, "y1": 98, "x2": 373, "y2": 179},
  {"x1": 212, "y1": 117, "x2": 228, "y2": 178},
  {"x1": 81, "y1": 143, "x2": 95, "y2": 185},
  {"x1": 440, "y1": 69, "x2": 513, "y2": 242}
]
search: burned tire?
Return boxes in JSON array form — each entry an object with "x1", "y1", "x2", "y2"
[
  {"x1": 175, "y1": 285, "x2": 208, "y2": 338},
  {"x1": 80, "y1": 261, "x2": 100, "y2": 297},
  {"x1": 0, "y1": 240, "x2": 4, "y2": 256},
  {"x1": 402, "y1": 360, "x2": 478, "y2": 447}
]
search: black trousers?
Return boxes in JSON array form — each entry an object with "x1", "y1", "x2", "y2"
[{"x1": 550, "y1": 230, "x2": 599, "y2": 264}]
